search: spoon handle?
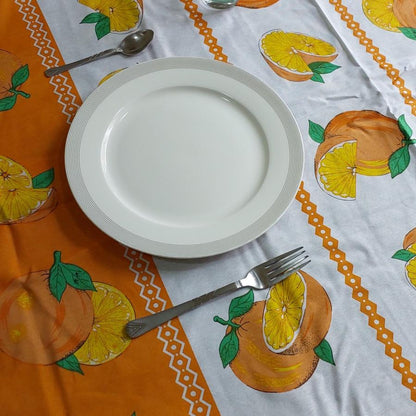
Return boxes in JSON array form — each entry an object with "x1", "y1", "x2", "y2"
[{"x1": 44, "y1": 48, "x2": 119, "y2": 77}]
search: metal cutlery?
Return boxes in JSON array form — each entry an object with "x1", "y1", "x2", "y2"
[{"x1": 126, "y1": 247, "x2": 310, "y2": 339}]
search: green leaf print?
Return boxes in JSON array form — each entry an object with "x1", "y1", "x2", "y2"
[
  {"x1": 0, "y1": 94, "x2": 17, "y2": 111},
  {"x1": 389, "y1": 145, "x2": 411, "y2": 178},
  {"x1": 399, "y1": 27, "x2": 416, "y2": 40},
  {"x1": 314, "y1": 338, "x2": 335, "y2": 365},
  {"x1": 32, "y1": 168, "x2": 54, "y2": 189},
  {"x1": 310, "y1": 72, "x2": 324, "y2": 83},
  {"x1": 398, "y1": 114, "x2": 413, "y2": 140},
  {"x1": 56, "y1": 354, "x2": 84, "y2": 375},
  {"x1": 392, "y1": 249, "x2": 416, "y2": 262},
  {"x1": 49, "y1": 251, "x2": 95, "y2": 301},
  {"x1": 80, "y1": 12, "x2": 104, "y2": 24},
  {"x1": 228, "y1": 289, "x2": 254, "y2": 320},
  {"x1": 219, "y1": 329, "x2": 239, "y2": 368},
  {"x1": 49, "y1": 261, "x2": 68, "y2": 302},
  {"x1": 95, "y1": 15, "x2": 111, "y2": 40},
  {"x1": 11, "y1": 64, "x2": 29, "y2": 88},
  {"x1": 308, "y1": 61, "x2": 341, "y2": 74},
  {"x1": 62, "y1": 263, "x2": 96, "y2": 292},
  {"x1": 81, "y1": 12, "x2": 111, "y2": 39},
  {"x1": 308, "y1": 120, "x2": 325, "y2": 143}
]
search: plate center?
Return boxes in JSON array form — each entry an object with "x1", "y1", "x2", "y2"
[{"x1": 103, "y1": 86, "x2": 269, "y2": 227}]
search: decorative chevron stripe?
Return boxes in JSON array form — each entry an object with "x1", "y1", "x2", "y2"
[
  {"x1": 296, "y1": 182, "x2": 416, "y2": 402},
  {"x1": 15, "y1": 0, "x2": 80, "y2": 123},
  {"x1": 124, "y1": 248, "x2": 212, "y2": 416}
]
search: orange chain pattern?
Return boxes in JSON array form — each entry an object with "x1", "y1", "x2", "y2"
[
  {"x1": 329, "y1": 0, "x2": 416, "y2": 116},
  {"x1": 296, "y1": 182, "x2": 416, "y2": 401},
  {"x1": 180, "y1": 0, "x2": 229, "y2": 62}
]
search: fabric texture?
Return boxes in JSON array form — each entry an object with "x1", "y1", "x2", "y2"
[{"x1": 1, "y1": 0, "x2": 416, "y2": 414}]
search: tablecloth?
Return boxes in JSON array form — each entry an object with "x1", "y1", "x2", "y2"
[{"x1": 1, "y1": 0, "x2": 416, "y2": 414}]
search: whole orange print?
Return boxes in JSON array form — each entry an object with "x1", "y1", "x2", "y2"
[
  {"x1": 309, "y1": 111, "x2": 415, "y2": 199},
  {"x1": 214, "y1": 271, "x2": 334, "y2": 392}
]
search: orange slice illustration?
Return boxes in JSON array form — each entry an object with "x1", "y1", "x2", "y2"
[
  {"x1": 259, "y1": 30, "x2": 338, "y2": 82},
  {"x1": 314, "y1": 111, "x2": 405, "y2": 199},
  {"x1": 225, "y1": 271, "x2": 332, "y2": 392},
  {"x1": 74, "y1": 282, "x2": 135, "y2": 365},
  {"x1": 230, "y1": 301, "x2": 319, "y2": 392},
  {"x1": 0, "y1": 156, "x2": 57, "y2": 224},
  {"x1": 263, "y1": 272, "x2": 306, "y2": 353},
  {"x1": 363, "y1": 0, "x2": 416, "y2": 32},
  {"x1": 363, "y1": 0, "x2": 402, "y2": 32}
]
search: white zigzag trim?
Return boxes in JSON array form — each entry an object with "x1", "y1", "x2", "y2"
[
  {"x1": 124, "y1": 247, "x2": 212, "y2": 416},
  {"x1": 15, "y1": 0, "x2": 79, "y2": 124}
]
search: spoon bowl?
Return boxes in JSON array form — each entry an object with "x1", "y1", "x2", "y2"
[{"x1": 119, "y1": 29, "x2": 154, "y2": 56}]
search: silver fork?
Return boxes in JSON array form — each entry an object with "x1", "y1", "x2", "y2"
[{"x1": 125, "y1": 247, "x2": 310, "y2": 339}]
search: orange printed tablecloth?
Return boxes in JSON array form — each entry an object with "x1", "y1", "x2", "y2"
[{"x1": 2, "y1": 0, "x2": 416, "y2": 415}]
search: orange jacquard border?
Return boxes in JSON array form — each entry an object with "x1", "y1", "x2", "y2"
[
  {"x1": 296, "y1": 182, "x2": 416, "y2": 401},
  {"x1": 180, "y1": 0, "x2": 229, "y2": 62},
  {"x1": 329, "y1": 0, "x2": 416, "y2": 116}
]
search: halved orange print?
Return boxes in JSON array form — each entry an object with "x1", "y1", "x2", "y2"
[
  {"x1": 214, "y1": 271, "x2": 333, "y2": 392},
  {"x1": 259, "y1": 30, "x2": 339, "y2": 82},
  {"x1": 393, "y1": 227, "x2": 416, "y2": 289},
  {"x1": 229, "y1": 301, "x2": 319, "y2": 392},
  {"x1": 0, "y1": 156, "x2": 57, "y2": 224},
  {"x1": 363, "y1": 0, "x2": 416, "y2": 33},
  {"x1": 362, "y1": 0, "x2": 402, "y2": 32},
  {"x1": 74, "y1": 282, "x2": 135, "y2": 365},
  {"x1": 79, "y1": 0, "x2": 143, "y2": 39},
  {"x1": 310, "y1": 111, "x2": 412, "y2": 199}
]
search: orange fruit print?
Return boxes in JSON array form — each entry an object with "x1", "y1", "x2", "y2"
[
  {"x1": 236, "y1": 0, "x2": 279, "y2": 8},
  {"x1": 214, "y1": 270, "x2": 334, "y2": 392},
  {"x1": 310, "y1": 110, "x2": 414, "y2": 199},
  {"x1": 0, "y1": 268, "x2": 93, "y2": 365}
]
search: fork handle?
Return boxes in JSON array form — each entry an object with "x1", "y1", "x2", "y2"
[{"x1": 126, "y1": 281, "x2": 239, "y2": 338}]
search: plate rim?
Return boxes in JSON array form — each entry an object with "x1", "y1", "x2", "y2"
[{"x1": 65, "y1": 57, "x2": 304, "y2": 258}]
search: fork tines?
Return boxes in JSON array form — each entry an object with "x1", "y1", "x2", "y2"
[{"x1": 265, "y1": 247, "x2": 310, "y2": 281}]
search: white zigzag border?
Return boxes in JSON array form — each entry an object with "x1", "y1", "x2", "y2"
[
  {"x1": 15, "y1": 0, "x2": 80, "y2": 124},
  {"x1": 124, "y1": 248, "x2": 212, "y2": 416}
]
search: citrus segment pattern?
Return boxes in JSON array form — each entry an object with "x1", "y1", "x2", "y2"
[{"x1": 264, "y1": 273, "x2": 306, "y2": 352}]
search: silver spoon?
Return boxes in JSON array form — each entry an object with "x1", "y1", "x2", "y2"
[
  {"x1": 202, "y1": 0, "x2": 237, "y2": 8},
  {"x1": 44, "y1": 29, "x2": 154, "y2": 77}
]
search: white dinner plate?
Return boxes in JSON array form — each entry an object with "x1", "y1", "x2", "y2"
[{"x1": 65, "y1": 57, "x2": 304, "y2": 258}]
